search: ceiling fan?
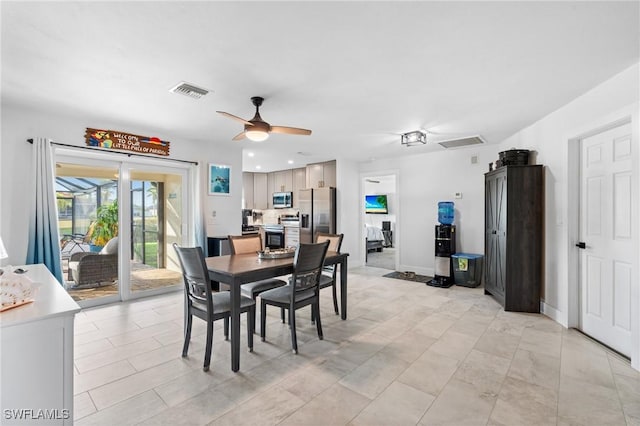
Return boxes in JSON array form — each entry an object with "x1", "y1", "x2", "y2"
[{"x1": 217, "y1": 96, "x2": 312, "y2": 142}]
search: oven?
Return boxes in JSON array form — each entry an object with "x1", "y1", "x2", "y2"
[{"x1": 264, "y1": 225, "x2": 285, "y2": 249}]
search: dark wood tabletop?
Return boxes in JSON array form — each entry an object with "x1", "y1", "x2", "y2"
[{"x1": 205, "y1": 250, "x2": 348, "y2": 372}]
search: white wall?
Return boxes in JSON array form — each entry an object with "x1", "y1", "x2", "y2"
[
  {"x1": 358, "y1": 145, "x2": 499, "y2": 275},
  {"x1": 0, "y1": 103, "x2": 243, "y2": 265},
  {"x1": 336, "y1": 158, "x2": 361, "y2": 267}
]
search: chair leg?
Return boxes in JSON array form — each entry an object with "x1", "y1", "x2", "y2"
[
  {"x1": 261, "y1": 300, "x2": 267, "y2": 342},
  {"x1": 289, "y1": 307, "x2": 298, "y2": 354},
  {"x1": 332, "y1": 283, "x2": 339, "y2": 315},
  {"x1": 223, "y1": 317, "x2": 229, "y2": 341},
  {"x1": 247, "y1": 306, "x2": 254, "y2": 352},
  {"x1": 204, "y1": 320, "x2": 213, "y2": 372},
  {"x1": 252, "y1": 295, "x2": 258, "y2": 334},
  {"x1": 182, "y1": 313, "x2": 192, "y2": 357},
  {"x1": 281, "y1": 307, "x2": 285, "y2": 323},
  {"x1": 314, "y1": 301, "x2": 323, "y2": 340}
]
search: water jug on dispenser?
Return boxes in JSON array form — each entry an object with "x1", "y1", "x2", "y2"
[{"x1": 438, "y1": 201, "x2": 455, "y2": 225}]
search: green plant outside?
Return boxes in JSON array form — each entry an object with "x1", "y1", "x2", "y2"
[{"x1": 90, "y1": 200, "x2": 119, "y2": 246}]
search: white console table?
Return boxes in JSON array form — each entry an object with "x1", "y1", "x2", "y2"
[{"x1": 1, "y1": 264, "x2": 80, "y2": 425}]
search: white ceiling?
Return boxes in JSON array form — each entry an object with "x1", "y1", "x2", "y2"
[{"x1": 2, "y1": 2, "x2": 638, "y2": 172}]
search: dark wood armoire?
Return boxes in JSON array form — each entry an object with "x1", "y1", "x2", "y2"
[{"x1": 484, "y1": 165, "x2": 543, "y2": 312}]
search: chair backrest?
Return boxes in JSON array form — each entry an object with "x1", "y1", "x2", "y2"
[
  {"x1": 290, "y1": 241, "x2": 330, "y2": 294},
  {"x1": 100, "y1": 237, "x2": 119, "y2": 255},
  {"x1": 172, "y1": 243, "x2": 213, "y2": 311},
  {"x1": 228, "y1": 234, "x2": 262, "y2": 254},
  {"x1": 315, "y1": 232, "x2": 343, "y2": 253},
  {"x1": 382, "y1": 221, "x2": 391, "y2": 231}
]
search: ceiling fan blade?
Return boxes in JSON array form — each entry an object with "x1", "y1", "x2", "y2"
[
  {"x1": 216, "y1": 111, "x2": 253, "y2": 126},
  {"x1": 232, "y1": 131, "x2": 246, "y2": 141},
  {"x1": 270, "y1": 126, "x2": 312, "y2": 136}
]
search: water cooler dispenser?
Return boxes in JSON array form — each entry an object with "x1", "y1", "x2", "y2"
[{"x1": 428, "y1": 202, "x2": 456, "y2": 288}]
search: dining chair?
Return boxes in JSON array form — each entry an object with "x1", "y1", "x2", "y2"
[
  {"x1": 228, "y1": 234, "x2": 287, "y2": 332},
  {"x1": 315, "y1": 232, "x2": 344, "y2": 317},
  {"x1": 173, "y1": 243, "x2": 255, "y2": 372},
  {"x1": 259, "y1": 240, "x2": 330, "y2": 354}
]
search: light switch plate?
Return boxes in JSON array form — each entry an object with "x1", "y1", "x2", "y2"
[{"x1": 454, "y1": 192, "x2": 463, "y2": 199}]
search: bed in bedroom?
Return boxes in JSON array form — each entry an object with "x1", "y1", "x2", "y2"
[{"x1": 365, "y1": 225, "x2": 385, "y2": 260}]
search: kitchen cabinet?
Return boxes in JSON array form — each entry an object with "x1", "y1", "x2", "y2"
[
  {"x1": 242, "y1": 172, "x2": 254, "y2": 209},
  {"x1": 306, "y1": 160, "x2": 336, "y2": 189},
  {"x1": 253, "y1": 173, "x2": 268, "y2": 210},
  {"x1": 266, "y1": 173, "x2": 275, "y2": 209},
  {"x1": 273, "y1": 170, "x2": 293, "y2": 192},
  {"x1": 292, "y1": 167, "x2": 306, "y2": 208},
  {"x1": 484, "y1": 165, "x2": 543, "y2": 312}
]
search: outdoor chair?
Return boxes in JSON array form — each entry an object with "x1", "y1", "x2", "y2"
[
  {"x1": 60, "y1": 229, "x2": 92, "y2": 259},
  {"x1": 67, "y1": 237, "x2": 118, "y2": 287},
  {"x1": 173, "y1": 243, "x2": 255, "y2": 372},
  {"x1": 259, "y1": 241, "x2": 329, "y2": 354},
  {"x1": 228, "y1": 234, "x2": 287, "y2": 332}
]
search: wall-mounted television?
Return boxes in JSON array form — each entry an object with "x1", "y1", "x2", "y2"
[{"x1": 365, "y1": 194, "x2": 388, "y2": 214}]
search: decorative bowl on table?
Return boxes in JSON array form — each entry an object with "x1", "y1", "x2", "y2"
[{"x1": 257, "y1": 248, "x2": 296, "y2": 259}]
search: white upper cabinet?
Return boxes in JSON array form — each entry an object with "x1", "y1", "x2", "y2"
[{"x1": 306, "y1": 160, "x2": 336, "y2": 189}]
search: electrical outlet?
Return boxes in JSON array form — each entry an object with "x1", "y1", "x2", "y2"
[
  {"x1": 454, "y1": 192, "x2": 463, "y2": 199},
  {"x1": 212, "y1": 210, "x2": 217, "y2": 217},
  {"x1": 471, "y1": 156, "x2": 478, "y2": 164}
]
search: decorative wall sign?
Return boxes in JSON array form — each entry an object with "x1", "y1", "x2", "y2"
[
  {"x1": 85, "y1": 128, "x2": 170, "y2": 156},
  {"x1": 208, "y1": 164, "x2": 231, "y2": 195}
]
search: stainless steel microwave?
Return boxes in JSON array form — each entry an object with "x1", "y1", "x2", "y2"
[{"x1": 273, "y1": 192, "x2": 293, "y2": 209}]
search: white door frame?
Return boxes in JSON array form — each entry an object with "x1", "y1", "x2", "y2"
[
  {"x1": 567, "y1": 110, "x2": 639, "y2": 370},
  {"x1": 359, "y1": 169, "x2": 400, "y2": 270}
]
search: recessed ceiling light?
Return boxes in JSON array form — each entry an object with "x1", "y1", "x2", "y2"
[
  {"x1": 287, "y1": 160, "x2": 294, "y2": 164},
  {"x1": 255, "y1": 165, "x2": 261, "y2": 170},
  {"x1": 247, "y1": 152, "x2": 255, "y2": 157}
]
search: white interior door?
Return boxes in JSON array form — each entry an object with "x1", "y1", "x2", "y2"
[{"x1": 579, "y1": 122, "x2": 633, "y2": 356}]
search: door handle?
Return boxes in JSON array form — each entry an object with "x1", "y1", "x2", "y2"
[
  {"x1": 576, "y1": 242, "x2": 586, "y2": 249},
  {"x1": 491, "y1": 230, "x2": 497, "y2": 234}
]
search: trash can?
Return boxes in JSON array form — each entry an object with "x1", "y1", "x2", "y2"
[{"x1": 452, "y1": 253, "x2": 483, "y2": 287}]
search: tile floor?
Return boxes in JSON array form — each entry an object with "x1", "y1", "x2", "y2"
[{"x1": 73, "y1": 266, "x2": 640, "y2": 425}]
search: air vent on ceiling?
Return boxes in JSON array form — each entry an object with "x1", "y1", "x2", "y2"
[
  {"x1": 169, "y1": 82, "x2": 209, "y2": 99},
  {"x1": 438, "y1": 135, "x2": 486, "y2": 149}
]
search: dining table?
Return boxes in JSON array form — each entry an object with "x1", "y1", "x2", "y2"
[{"x1": 205, "y1": 250, "x2": 349, "y2": 372}]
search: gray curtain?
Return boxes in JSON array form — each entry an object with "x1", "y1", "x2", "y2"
[{"x1": 26, "y1": 138, "x2": 63, "y2": 283}]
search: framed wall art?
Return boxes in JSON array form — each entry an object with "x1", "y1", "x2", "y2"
[{"x1": 208, "y1": 164, "x2": 231, "y2": 196}]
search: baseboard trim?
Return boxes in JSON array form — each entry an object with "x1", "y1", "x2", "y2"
[{"x1": 540, "y1": 301, "x2": 568, "y2": 328}]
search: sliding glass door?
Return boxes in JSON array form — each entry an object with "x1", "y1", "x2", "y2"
[
  {"x1": 55, "y1": 149, "x2": 192, "y2": 306},
  {"x1": 128, "y1": 167, "x2": 185, "y2": 297}
]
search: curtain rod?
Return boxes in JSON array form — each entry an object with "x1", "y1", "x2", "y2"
[{"x1": 26, "y1": 139, "x2": 198, "y2": 166}]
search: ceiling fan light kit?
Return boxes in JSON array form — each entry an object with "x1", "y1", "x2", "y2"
[
  {"x1": 401, "y1": 130, "x2": 427, "y2": 146},
  {"x1": 218, "y1": 96, "x2": 312, "y2": 142},
  {"x1": 246, "y1": 129, "x2": 269, "y2": 142}
]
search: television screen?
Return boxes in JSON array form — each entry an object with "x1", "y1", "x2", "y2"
[{"x1": 365, "y1": 194, "x2": 388, "y2": 214}]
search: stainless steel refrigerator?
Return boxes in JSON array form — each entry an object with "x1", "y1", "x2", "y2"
[{"x1": 299, "y1": 187, "x2": 336, "y2": 243}]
